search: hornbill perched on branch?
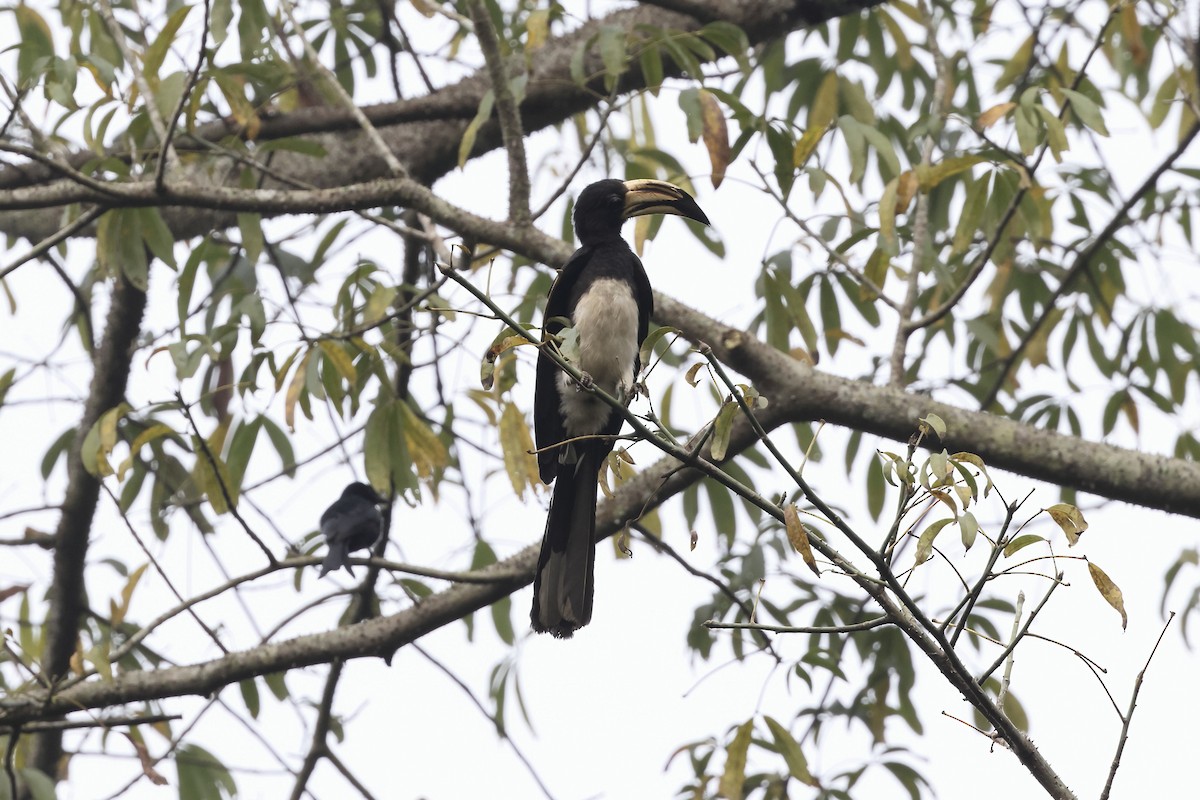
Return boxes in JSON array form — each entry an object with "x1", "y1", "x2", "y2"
[{"x1": 531, "y1": 179, "x2": 710, "y2": 638}]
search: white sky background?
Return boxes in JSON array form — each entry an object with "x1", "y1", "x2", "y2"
[{"x1": 2, "y1": 1, "x2": 1200, "y2": 798}]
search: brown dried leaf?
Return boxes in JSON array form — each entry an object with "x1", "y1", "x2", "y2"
[
  {"x1": 784, "y1": 503, "x2": 820, "y2": 576},
  {"x1": 699, "y1": 89, "x2": 730, "y2": 188},
  {"x1": 123, "y1": 732, "x2": 169, "y2": 786},
  {"x1": 895, "y1": 170, "x2": 919, "y2": 214},
  {"x1": 1046, "y1": 503, "x2": 1088, "y2": 546},
  {"x1": 978, "y1": 101, "x2": 1016, "y2": 129},
  {"x1": 0, "y1": 584, "x2": 30, "y2": 603},
  {"x1": 1088, "y1": 560, "x2": 1127, "y2": 629}
]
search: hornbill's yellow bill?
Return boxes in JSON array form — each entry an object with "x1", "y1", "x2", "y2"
[{"x1": 531, "y1": 178, "x2": 710, "y2": 638}]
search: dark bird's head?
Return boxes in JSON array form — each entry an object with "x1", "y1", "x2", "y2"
[
  {"x1": 573, "y1": 179, "x2": 710, "y2": 245},
  {"x1": 341, "y1": 482, "x2": 385, "y2": 505}
]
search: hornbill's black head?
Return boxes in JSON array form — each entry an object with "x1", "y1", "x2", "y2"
[{"x1": 572, "y1": 179, "x2": 711, "y2": 245}]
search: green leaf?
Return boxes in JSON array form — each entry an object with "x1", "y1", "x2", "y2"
[
  {"x1": 866, "y1": 454, "x2": 885, "y2": 520},
  {"x1": 709, "y1": 400, "x2": 737, "y2": 461},
  {"x1": 0, "y1": 368, "x2": 15, "y2": 412},
  {"x1": 597, "y1": 25, "x2": 627, "y2": 91},
  {"x1": 97, "y1": 209, "x2": 149, "y2": 290},
  {"x1": 176, "y1": 743, "x2": 237, "y2": 800},
  {"x1": 673, "y1": 88, "x2": 701, "y2": 145},
  {"x1": 639, "y1": 41, "x2": 663, "y2": 95},
  {"x1": 1003, "y1": 533, "x2": 1044, "y2": 557},
  {"x1": 1034, "y1": 105, "x2": 1068, "y2": 159},
  {"x1": 878, "y1": 176, "x2": 899, "y2": 255},
  {"x1": 718, "y1": 719, "x2": 754, "y2": 800},
  {"x1": 1062, "y1": 88, "x2": 1109, "y2": 136},
  {"x1": 210, "y1": 0, "x2": 233, "y2": 45},
  {"x1": 15, "y1": 5, "x2": 55, "y2": 87},
  {"x1": 144, "y1": 5, "x2": 193, "y2": 83},
  {"x1": 764, "y1": 716, "x2": 818, "y2": 786},
  {"x1": 914, "y1": 518, "x2": 954, "y2": 566},
  {"x1": 638, "y1": 326, "x2": 679, "y2": 371},
  {"x1": 136, "y1": 208, "x2": 177, "y2": 268},
  {"x1": 952, "y1": 174, "x2": 990, "y2": 256},
  {"x1": 839, "y1": 115, "x2": 868, "y2": 184},
  {"x1": 458, "y1": 89, "x2": 494, "y2": 168},
  {"x1": 239, "y1": 678, "x2": 261, "y2": 719},
  {"x1": 491, "y1": 594, "x2": 515, "y2": 645}
]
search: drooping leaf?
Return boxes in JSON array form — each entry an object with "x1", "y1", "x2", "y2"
[{"x1": 1087, "y1": 560, "x2": 1127, "y2": 629}]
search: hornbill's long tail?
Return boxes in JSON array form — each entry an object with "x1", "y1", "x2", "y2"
[{"x1": 531, "y1": 449, "x2": 600, "y2": 638}]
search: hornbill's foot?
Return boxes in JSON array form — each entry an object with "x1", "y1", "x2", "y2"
[{"x1": 574, "y1": 371, "x2": 595, "y2": 392}]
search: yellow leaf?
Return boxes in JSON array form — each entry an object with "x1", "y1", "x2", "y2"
[
  {"x1": 916, "y1": 155, "x2": 986, "y2": 191},
  {"x1": 398, "y1": 400, "x2": 449, "y2": 480},
  {"x1": 810, "y1": 72, "x2": 839, "y2": 130},
  {"x1": 112, "y1": 563, "x2": 148, "y2": 627},
  {"x1": 792, "y1": 122, "x2": 827, "y2": 169},
  {"x1": 318, "y1": 340, "x2": 357, "y2": 384},
  {"x1": 895, "y1": 170, "x2": 919, "y2": 214},
  {"x1": 1088, "y1": 560, "x2": 1127, "y2": 629},
  {"x1": 699, "y1": 89, "x2": 730, "y2": 189},
  {"x1": 499, "y1": 401, "x2": 539, "y2": 499},
  {"x1": 525, "y1": 9, "x2": 549, "y2": 51},
  {"x1": 978, "y1": 102, "x2": 1016, "y2": 129},
  {"x1": 1045, "y1": 503, "x2": 1088, "y2": 546},
  {"x1": 410, "y1": 0, "x2": 437, "y2": 16},
  {"x1": 784, "y1": 504, "x2": 819, "y2": 576},
  {"x1": 1120, "y1": 5, "x2": 1146, "y2": 66},
  {"x1": 285, "y1": 348, "x2": 312, "y2": 431},
  {"x1": 117, "y1": 423, "x2": 175, "y2": 481}
]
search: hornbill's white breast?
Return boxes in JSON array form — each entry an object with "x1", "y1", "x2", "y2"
[{"x1": 558, "y1": 277, "x2": 640, "y2": 436}]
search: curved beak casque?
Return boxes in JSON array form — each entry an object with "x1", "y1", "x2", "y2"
[{"x1": 622, "y1": 179, "x2": 711, "y2": 226}]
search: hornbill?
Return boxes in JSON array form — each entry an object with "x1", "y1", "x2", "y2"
[
  {"x1": 319, "y1": 482, "x2": 386, "y2": 577},
  {"x1": 531, "y1": 178, "x2": 710, "y2": 638}
]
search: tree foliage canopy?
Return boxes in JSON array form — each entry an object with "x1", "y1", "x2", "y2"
[{"x1": 1, "y1": 0, "x2": 1199, "y2": 798}]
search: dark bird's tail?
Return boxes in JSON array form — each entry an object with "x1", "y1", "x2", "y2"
[
  {"x1": 319, "y1": 544, "x2": 352, "y2": 577},
  {"x1": 531, "y1": 450, "x2": 599, "y2": 638}
]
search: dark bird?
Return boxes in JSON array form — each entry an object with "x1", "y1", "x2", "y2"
[
  {"x1": 531, "y1": 178, "x2": 710, "y2": 638},
  {"x1": 319, "y1": 482, "x2": 386, "y2": 577}
]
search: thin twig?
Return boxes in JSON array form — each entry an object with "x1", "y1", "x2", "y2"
[
  {"x1": 155, "y1": 0, "x2": 211, "y2": 189},
  {"x1": 469, "y1": 0, "x2": 531, "y2": 224},
  {"x1": 412, "y1": 644, "x2": 557, "y2": 800},
  {"x1": 704, "y1": 617, "x2": 890, "y2": 634},
  {"x1": 1099, "y1": 612, "x2": 1175, "y2": 800},
  {"x1": 903, "y1": 4, "x2": 1123, "y2": 338},
  {"x1": 0, "y1": 206, "x2": 107, "y2": 281},
  {"x1": 277, "y1": 0, "x2": 407, "y2": 178},
  {"x1": 175, "y1": 391, "x2": 277, "y2": 563},
  {"x1": 890, "y1": 0, "x2": 949, "y2": 385},
  {"x1": 979, "y1": 119, "x2": 1200, "y2": 408},
  {"x1": 977, "y1": 572, "x2": 1063, "y2": 682},
  {"x1": 630, "y1": 523, "x2": 781, "y2": 662},
  {"x1": 99, "y1": 483, "x2": 229, "y2": 655},
  {"x1": 96, "y1": 0, "x2": 176, "y2": 167}
]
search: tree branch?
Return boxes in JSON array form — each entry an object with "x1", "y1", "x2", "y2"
[
  {"x1": 28, "y1": 273, "x2": 148, "y2": 778},
  {"x1": 469, "y1": 0, "x2": 531, "y2": 225}
]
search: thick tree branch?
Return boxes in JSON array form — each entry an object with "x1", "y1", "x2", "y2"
[
  {"x1": 0, "y1": 0, "x2": 887, "y2": 242},
  {"x1": 655, "y1": 294, "x2": 1200, "y2": 518},
  {"x1": 28, "y1": 273, "x2": 148, "y2": 778}
]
